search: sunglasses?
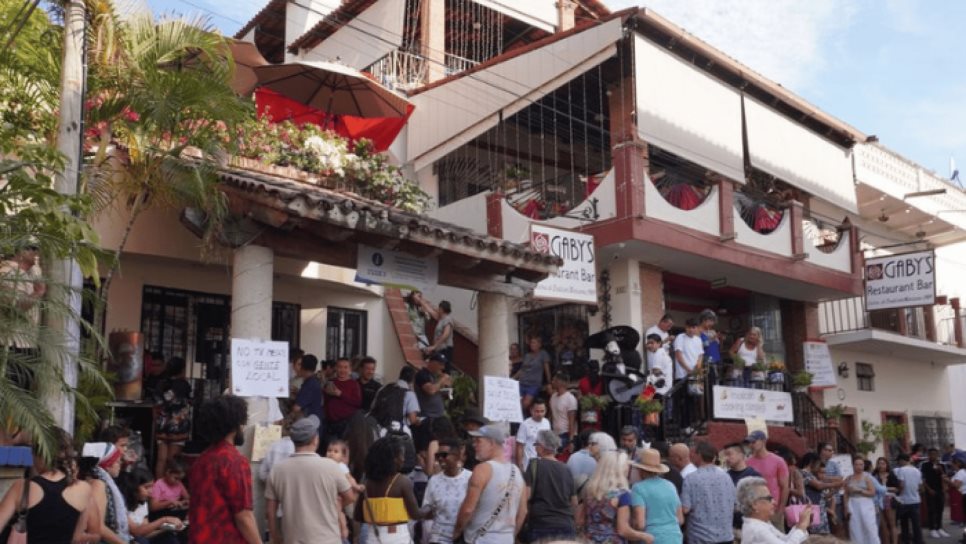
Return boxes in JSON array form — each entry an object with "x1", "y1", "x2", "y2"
[
  {"x1": 435, "y1": 451, "x2": 452, "y2": 460},
  {"x1": 755, "y1": 495, "x2": 774, "y2": 503}
]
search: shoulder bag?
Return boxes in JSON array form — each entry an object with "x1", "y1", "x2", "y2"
[
  {"x1": 7, "y1": 473, "x2": 29, "y2": 544},
  {"x1": 466, "y1": 463, "x2": 517, "y2": 544}
]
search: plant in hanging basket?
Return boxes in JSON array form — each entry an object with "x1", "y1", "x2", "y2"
[
  {"x1": 823, "y1": 404, "x2": 845, "y2": 421},
  {"x1": 635, "y1": 397, "x2": 664, "y2": 415}
]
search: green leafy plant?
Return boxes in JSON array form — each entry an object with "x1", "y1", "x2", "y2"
[
  {"x1": 634, "y1": 397, "x2": 663, "y2": 414},
  {"x1": 823, "y1": 404, "x2": 846, "y2": 420},
  {"x1": 792, "y1": 371, "x2": 813, "y2": 387},
  {"x1": 750, "y1": 362, "x2": 768, "y2": 373},
  {"x1": 579, "y1": 394, "x2": 610, "y2": 411},
  {"x1": 445, "y1": 373, "x2": 478, "y2": 423}
]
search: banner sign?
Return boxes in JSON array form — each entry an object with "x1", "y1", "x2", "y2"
[
  {"x1": 864, "y1": 250, "x2": 935, "y2": 311},
  {"x1": 530, "y1": 225, "x2": 597, "y2": 303},
  {"x1": 712, "y1": 386, "x2": 794, "y2": 422},
  {"x1": 803, "y1": 340, "x2": 837, "y2": 388},
  {"x1": 356, "y1": 244, "x2": 438, "y2": 291},
  {"x1": 483, "y1": 376, "x2": 524, "y2": 423},
  {"x1": 230, "y1": 338, "x2": 289, "y2": 398}
]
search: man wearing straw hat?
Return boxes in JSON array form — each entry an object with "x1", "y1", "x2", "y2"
[{"x1": 630, "y1": 448, "x2": 683, "y2": 543}]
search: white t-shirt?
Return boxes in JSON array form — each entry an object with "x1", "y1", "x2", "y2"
[
  {"x1": 672, "y1": 334, "x2": 703, "y2": 380},
  {"x1": 129, "y1": 502, "x2": 149, "y2": 525},
  {"x1": 646, "y1": 348, "x2": 673, "y2": 379},
  {"x1": 422, "y1": 469, "x2": 472, "y2": 544},
  {"x1": 549, "y1": 391, "x2": 578, "y2": 435},
  {"x1": 516, "y1": 417, "x2": 551, "y2": 469},
  {"x1": 953, "y1": 469, "x2": 966, "y2": 495},
  {"x1": 645, "y1": 325, "x2": 669, "y2": 343},
  {"x1": 894, "y1": 465, "x2": 923, "y2": 504}
]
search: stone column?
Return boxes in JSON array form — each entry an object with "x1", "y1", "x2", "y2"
[
  {"x1": 556, "y1": 0, "x2": 577, "y2": 32},
  {"x1": 608, "y1": 258, "x2": 644, "y2": 333},
  {"x1": 230, "y1": 244, "x2": 274, "y2": 538},
  {"x1": 477, "y1": 292, "x2": 510, "y2": 414}
]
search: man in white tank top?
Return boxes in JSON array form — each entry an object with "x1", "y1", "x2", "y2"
[{"x1": 454, "y1": 424, "x2": 525, "y2": 544}]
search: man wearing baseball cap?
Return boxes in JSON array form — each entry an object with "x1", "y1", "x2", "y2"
[
  {"x1": 744, "y1": 430, "x2": 789, "y2": 530},
  {"x1": 266, "y1": 415, "x2": 357, "y2": 544},
  {"x1": 455, "y1": 424, "x2": 525, "y2": 543}
]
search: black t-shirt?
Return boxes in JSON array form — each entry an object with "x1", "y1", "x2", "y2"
[
  {"x1": 921, "y1": 460, "x2": 945, "y2": 491},
  {"x1": 662, "y1": 465, "x2": 684, "y2": 495},
  {"x1": 525, "y1": 458, "x2": 576, "y2": 530},
  {"x1": 414, "y1": 369, "x2": 445, "y2": 418},
  {"x1": 359, "y1": 378, "x2": 382, "y2": 412},
  {"x1": 729, "y1": 466, "x2": 762, "y2": 528}
]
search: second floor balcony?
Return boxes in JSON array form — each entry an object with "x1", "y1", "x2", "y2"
[{"x1": 819, "y1": 296, "x2": 966, "y2": 364}]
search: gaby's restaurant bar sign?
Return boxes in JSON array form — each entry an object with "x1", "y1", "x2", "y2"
[
  {"x1": 530, "y1": 225, "x2": 597, "y2": 304},
  {"x1": 864, "y1": 250, "x2": 936, "y2": 311}
]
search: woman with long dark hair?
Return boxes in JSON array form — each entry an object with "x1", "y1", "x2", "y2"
[
  {"x1": 873, "y1": 457, "x2": 899, "y2": 544},
  {"x1": 0, "y1": 428, "x2": 95, "y2": 544},
  {"x1": 353, "y1": 436, "x2": 429, "y2": 544}
]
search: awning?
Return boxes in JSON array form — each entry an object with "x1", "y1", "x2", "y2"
[
  {"x1": 634, "y1": 35, "x2": 745, "y2": 183},
  {"x1": 406, "y1": 17, "x2": 624, "y2": 171},
  {"x1": 471, "y1": 0, "x2": 557, "y2": 33},
  {"x1": 745, "y1": 96, "x2": 857, "y2": 213},
  {"x1": 294, "y1": 0, "x2": 405, "y2": 70}
]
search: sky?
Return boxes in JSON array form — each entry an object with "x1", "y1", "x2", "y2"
[{"x1": 144, "y1": 0, "x2": 966, "y2": 178}]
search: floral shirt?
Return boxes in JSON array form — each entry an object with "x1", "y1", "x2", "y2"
[
  {"x1": 188, "y1": 441, "x2": 253, "y2": 543},
  {"x1": 584, "y1": 489, "x2": 633, "y2": 543}
]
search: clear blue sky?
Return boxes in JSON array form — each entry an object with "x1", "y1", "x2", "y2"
[{"x1": 146, "y1": 0, "x2": 966, "y2": 177}]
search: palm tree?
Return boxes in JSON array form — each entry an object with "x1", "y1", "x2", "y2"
[{"x1": 83, "y1": 6, "x2": 251, "y2": 325}]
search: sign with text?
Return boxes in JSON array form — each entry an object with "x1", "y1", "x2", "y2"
[
  {"x1": 482, "y1": 376, "x2": 524, "y2": 423},
  {"x1": 230, "y1": 338, "x2": 289, "y2": 398},
  {"x1": 865, "y1": 250, "x2": 935, "y2": 311},
  {"x1": 803, "y1": 340, "x2": 837, "y2": 388},
  {"x1": 530, "y1": 225, "x2": 597, "y2": 303},
  {"x1": 712, "y1": 386, "x2": 794, "y2": 423},
  {"x1": 356, "y1": 244, "x2": 438, "y2": 291}
]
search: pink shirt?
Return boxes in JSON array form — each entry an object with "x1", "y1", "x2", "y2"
[
  {"x1": 151, "y1": 478, "x2": 186, "y2": 503},
  {"x1": 746, "y1": 452, "x2": 789, "y2": 502}
]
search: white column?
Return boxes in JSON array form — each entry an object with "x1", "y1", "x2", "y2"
[
  {"x1": 609, "y1": 258, "x2": 644, "y2": 332},
  {"x1": 231, "y1": 244, "x2": 274, "y2": 537},
  {"x1": 477, "y1": 292, "x2": 510, "y2": 415}
]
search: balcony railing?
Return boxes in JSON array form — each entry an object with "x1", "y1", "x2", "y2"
[
  {"x1": 366, "y1": 50, "x2": 480, "y2": 92},
  {"x1": 661, "y1": 370, "x2": 856, "y2": 454},
  {"x1": 819, "y1": 296, "x2": 930, "y2": 338}
]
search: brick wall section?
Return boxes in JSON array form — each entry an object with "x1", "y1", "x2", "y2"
[
  {"x1": 639, "y1": 264, "x2": 665, "y2": 330},
  {"x1": 703, "y1": 421, "x2": 808, "y2": 457},
  {"x1": 384, "y1": 288, "x2": 427, "y2": 368},
  {"x1": 780, "y1": 300, "x2": 819, "y2": 374}
]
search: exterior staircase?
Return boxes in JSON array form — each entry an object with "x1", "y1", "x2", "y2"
[{"x1": 383, "y1": 288, "x2": 480, "y2": 377}]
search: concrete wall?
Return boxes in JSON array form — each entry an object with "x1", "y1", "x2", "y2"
[{"x1": 822, "y1": 347, "x2": 953, "y2": 458}]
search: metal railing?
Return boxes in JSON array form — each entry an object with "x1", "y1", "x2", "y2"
[
  {"x1": 819, "y1": 296, "x2": 928, "y2": 338},
  {"x1": 661, "y1": 369, "x2": 857, "y2": 454},
  {"x1": 366, "y1": 50, "x2": 481, "y2": 92}
]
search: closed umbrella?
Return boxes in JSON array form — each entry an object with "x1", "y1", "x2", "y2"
[{"x1": 253, "y1": 60, "x2": 411, "y2": 118}]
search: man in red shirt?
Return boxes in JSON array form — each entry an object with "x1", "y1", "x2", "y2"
[
  {"x1": 323, "y1": 358, "x2": 362, "y2": 444},
  {"x1": 188, "y1": 396, "x2": 261, "y2": 544}
]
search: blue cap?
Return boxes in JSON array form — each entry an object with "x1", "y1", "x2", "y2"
[{"x1": 744, "y1": 430, "x2": 768, "y2": 443}]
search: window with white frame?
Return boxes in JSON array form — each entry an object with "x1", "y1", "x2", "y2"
[{"x1": 326, "y1": 307, "x2": 368, "y2": 361}]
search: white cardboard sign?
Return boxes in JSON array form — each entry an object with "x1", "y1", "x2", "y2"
[
  {"x1": 712, "y1": 386, "x2": 794, "y2": 423},
  {"x1": 530, "y1": 225, "x2": 597, "y2": 304},
  {"x1": 483, "y1": 376, "x2": 524, "y2": 423},
  {"x1": 230, "y1": 338, "x2": 289, "y2": 398},
  {"x1": 803, "y1": 340, "x2": 837, "y2": 388}
]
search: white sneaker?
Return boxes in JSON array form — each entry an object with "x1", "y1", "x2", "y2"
[
  {"x1": 940, "y1": 529, "x2": 952, "y2": 538},
  {"x1": 930, "y1": 529, "x2": 941, "y2": 538}
]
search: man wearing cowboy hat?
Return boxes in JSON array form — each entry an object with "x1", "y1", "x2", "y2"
[{"x1": 630, "y1": 448, "x2": 683, "y2": 543}]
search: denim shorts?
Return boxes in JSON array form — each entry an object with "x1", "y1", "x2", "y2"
[{"x1": 519, "y1": 383, "x2": 541, "y2": 398}]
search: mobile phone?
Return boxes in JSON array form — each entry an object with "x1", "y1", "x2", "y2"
[{"x1": 160, "y1": 523, "x2": 177, "y2": 531}]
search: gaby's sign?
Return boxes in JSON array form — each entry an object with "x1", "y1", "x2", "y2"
[
  {"x1": 530, "y1": 225, "x2": 597, "y2": 304},
  {"x1": 864, "y1": 250, "x2": 935, "y2": 311}
]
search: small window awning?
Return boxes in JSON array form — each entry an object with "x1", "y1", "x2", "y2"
[{"x1": 212, "y1": 166, "x2": 561, "y2": 297}]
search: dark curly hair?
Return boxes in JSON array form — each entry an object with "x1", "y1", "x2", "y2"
[
  {"x1": 118, "y1": 467, "x2": 154, "y2": 511},
  {"x1": 196, "y1": 396, "x2": 248, "y2": 445},
  {"x1": 365, "y1": 436, "x2": 403, "y2": 482}
]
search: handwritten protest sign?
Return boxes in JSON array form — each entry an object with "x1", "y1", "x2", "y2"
[
  {"x1": 231, "y1": 338, "x2": 288, "y2": 398},
  {"x1": 483, "y1": 376, "x2": 524, "y2": 423},
  {"x1": 251, "y1": 424, "x2": 281, "y2": 462}
]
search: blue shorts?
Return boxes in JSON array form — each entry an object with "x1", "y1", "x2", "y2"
[{"x1": 520, "y1": 384, "x2": 541, "y2": 398}]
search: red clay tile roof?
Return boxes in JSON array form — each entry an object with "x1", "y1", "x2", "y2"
[
  {"x1": 233, "y1": 0, "x2": 285, "y2": 40},
  {"x1": 286, "y1": 0, "x2": 378, "y2": 53}
]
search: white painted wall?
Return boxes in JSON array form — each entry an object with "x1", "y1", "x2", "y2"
[
  {"x1": 285, "y1": 0, "x2": 340, "y2": 62},
  {"x1": 822, "y1": 347, "x2": 954, "y2": 457},
  {"x1": 643, "y1": 178, "x2": 720, "y2": 237},
  {"x1": 431, "y1": 192, "x2": 489, "y2": 235},
  {"x1": 733, "y1": 207, "x2": 792, "y2": 257}
]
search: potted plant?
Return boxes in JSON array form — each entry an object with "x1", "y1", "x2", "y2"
[
  {"x1": 687, "y1": 366, "x2": 708, "y2": 396},
  {"x1": 579, "y1": 394, "x2": 609, "y2": 424},
  {"x1": 750, "y1": 362, "x2": 768, "y2": 383},
  {"x1": 635, "y1": 397, "x2": 664, "y2": 427},
  {"x1": 767, "y1": 359, "x2": 785, "y2": 384},
  {"x1": 791, "y1": 371, "x2": 813, "y2": 393},
  {"x1": 823, "y1": 404, "x2": 846, "y2": 428}
]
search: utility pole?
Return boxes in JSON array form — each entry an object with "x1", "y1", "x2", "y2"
[{"x1": 45, "y1": 0, "x2": 87, "y2": 433}]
